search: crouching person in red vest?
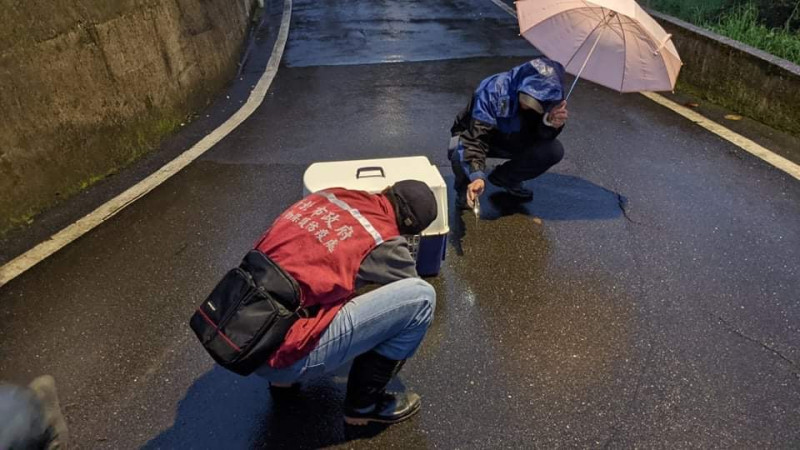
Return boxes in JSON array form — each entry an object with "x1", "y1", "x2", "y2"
[{"x1": 255, "y1": 180, "x2": 438, "y2": 426}]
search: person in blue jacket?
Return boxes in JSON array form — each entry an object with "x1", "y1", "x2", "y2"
[{"x1": 449, "y1": 57, "x2": 570, "y2": 207}]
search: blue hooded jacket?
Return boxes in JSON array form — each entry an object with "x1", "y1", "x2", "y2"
[{"x1": 450, "y1": 58, "x2": 566, "y2": 181}]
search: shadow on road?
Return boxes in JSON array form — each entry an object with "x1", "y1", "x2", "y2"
[
  {"x1": 144, "y1": 365, "x2": 414, "y2": 449},
  {"x1": 448, "y1": 172, "x2": 624, "y2": 256}
]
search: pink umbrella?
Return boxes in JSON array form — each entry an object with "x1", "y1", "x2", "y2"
[{"x1": 516, "y1": 0, "x2": 682, "y2": 98}]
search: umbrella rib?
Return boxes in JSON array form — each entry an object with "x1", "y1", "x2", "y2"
[
  {"x1": 625, "y1": 12, "x2": 672, "y2": 55},
  {"x1": 518, "y1": 3, "x2": 602, "y2": 35},
  {"x1": 582, "y1": 0, "x2": 604, "y2": 21},
  {"x1": 653, "y1": 44, "x2": 674, "y2": 92},
  {"x1": 564, "y1": 8, "x2": 608, "y2": 69},
  {"x1": 627, "y1": 19, "x2": 676, "y2": 61},
  {"x1": 573, "y1": 9, "x2": 604, "y2": 22},
  {"x1": 606, "y1": 19, "x2": 626, "y2": 41},
  {"x1": 619, "y1": 13, "x2": 627, "y2": 92},
  {"x1": 618, "y1": 18, "x2": 659, "y2": 53}
]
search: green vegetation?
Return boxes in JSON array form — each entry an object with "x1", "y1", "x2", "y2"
[
  {"x1": 1, "y1": 114, "x2": 185, "y2": 237},
  {"x1": 710, "y1": 4, "x2": 800, "y2": 63},
  {"x1": 643, "y1": 0, "x2": 800, "y2": 65},
  {"x1": 9, "y1": 210, "x2": 36, "y2": 228}
]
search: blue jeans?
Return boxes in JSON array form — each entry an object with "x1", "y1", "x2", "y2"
[{"x1": 256, "y1": 278, "x2": 436, "y2": 383}]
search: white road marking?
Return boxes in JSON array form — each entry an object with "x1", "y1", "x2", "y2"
[
  {"x1": 492, "y1": 0, "x2": 800, "y2": 182},
  {"x1": 0, "y1": 0, "x2": 294, "y2": 288}
]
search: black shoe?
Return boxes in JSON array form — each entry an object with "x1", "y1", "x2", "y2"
[
  {"x1": 344, "y1": 391, "x2": 421, "y2": 425},
  {"x1": 343, "y1": 351, "x2": 421, "y2": 426},
  {"x1": 488, "y1": 172, "x2": 533, "y2": 201},
  {"x1": 28, "y1": 375, "x2": 69, "y2": 448}
]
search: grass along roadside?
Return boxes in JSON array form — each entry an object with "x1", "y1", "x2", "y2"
[
  {"x1": 711, "y1": 3, "x2": 800, "y2": 64},
  {"x1": 645, "y1": 1, "x2": 800, "y2": 65}
]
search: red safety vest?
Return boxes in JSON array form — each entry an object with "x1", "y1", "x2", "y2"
[{"x1": 256, "y1": 188, "x2": 400, "y2": 368}]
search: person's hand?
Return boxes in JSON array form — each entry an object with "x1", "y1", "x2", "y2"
[
  {"x1": 546, "y1": 100, "x2": 568, "y2": 128},
  {"x1": 467, "y1": 179, "x2": 485, "y2": 208}
]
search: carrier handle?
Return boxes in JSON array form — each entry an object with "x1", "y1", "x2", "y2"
[{"x1": 356, "y1": 166, "x2": 386, "y2": 179}]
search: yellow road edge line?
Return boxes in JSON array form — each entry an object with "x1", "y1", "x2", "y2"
[
  {"x1": 0, "y1": 0, "x2": 294, "y2": 288},
  {"x1": 640, "y1": 91, "x2": 800, "y2": 181}
]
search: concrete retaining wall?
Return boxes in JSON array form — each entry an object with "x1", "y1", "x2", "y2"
[
  {"x1": 651, "y1": 11, "x2": 800, "y2": 137},
  {"x1": 0, "y1": 0, "x2": 255, "y2": 233}
]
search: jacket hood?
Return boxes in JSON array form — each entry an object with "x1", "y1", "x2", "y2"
[{"x1": 515, "y1": 57, "x2": 566, "y2": 112}]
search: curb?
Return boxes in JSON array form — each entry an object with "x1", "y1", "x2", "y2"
[{"x1": 649, "y1": 10, "x2": 800, "y2": 137}]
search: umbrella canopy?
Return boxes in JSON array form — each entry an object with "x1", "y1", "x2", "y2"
[{"x1": 516, "y1": 0, "x2": 682, "y2": 96}]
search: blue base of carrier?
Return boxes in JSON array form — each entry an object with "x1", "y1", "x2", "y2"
[{"x1": 414, "y1": 234, "x2": 447, "y2": 277}]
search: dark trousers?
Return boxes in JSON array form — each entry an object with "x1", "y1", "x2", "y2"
[
  {"x1": 490, "y1": 139, "x2": 564, "y2": 184},
  {"x1": 452, "y1": 139, "x2": 565, "y2": 192}
]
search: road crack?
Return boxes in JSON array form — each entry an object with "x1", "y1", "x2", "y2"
[
  {"x1": 599, "y1": 186, "x2": 647, "y2": 226},
  {"x1": 715, "y1": 315, "x2": 800, "y2": 382},
  {"x1": 616, "y1": 193, "x2": 639, "y2": 225}
]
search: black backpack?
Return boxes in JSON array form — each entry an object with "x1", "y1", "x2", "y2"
[{"x1": 189, "y1": 250, "x2": 311, "y2": 376}]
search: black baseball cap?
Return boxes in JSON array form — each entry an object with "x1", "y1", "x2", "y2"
[{"x1": 386, "y1": 180, "x2": 438, "y2": 235}]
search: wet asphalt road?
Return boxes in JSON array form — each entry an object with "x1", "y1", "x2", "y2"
[{"x1": 2, "y1": 0, "x2": 799, "y2": 448}]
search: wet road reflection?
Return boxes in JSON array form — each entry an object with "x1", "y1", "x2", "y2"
[
  {"x1": 449, "y1": 171, "x2": 624, "y2": 255},
  {"x1": 401, "y1": 171, "x2": 638, "y2": 445}
]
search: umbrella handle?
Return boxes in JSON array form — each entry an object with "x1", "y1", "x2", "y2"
[{"x1": 566, "y1": 13, "x2": 613, "y2": 100}]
